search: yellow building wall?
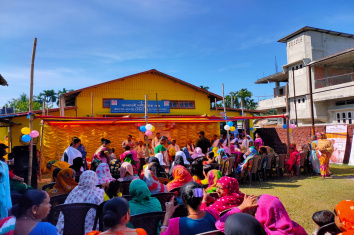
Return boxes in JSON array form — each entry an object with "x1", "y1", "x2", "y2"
[{"x1": 75, "y1": 73, "x2": 212, "y2": 117}]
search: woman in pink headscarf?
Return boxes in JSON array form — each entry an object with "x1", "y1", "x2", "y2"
[
  {"x1": 201, "y1": 176, "x2": 244, "y2": 214},
  {"x1": 215, "y1": 194, "x2": 308, "y2": 235},
  {"x1": 191, "y1": 147, "x2": 205, "y2": 159}
]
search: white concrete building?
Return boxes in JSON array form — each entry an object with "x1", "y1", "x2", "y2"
[{"x1": 256, "y1": 27, "x2": 354, "y2": 125}]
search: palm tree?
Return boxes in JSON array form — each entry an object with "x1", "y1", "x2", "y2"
[
  {"x1": 38, "y1": 89, "x2": 57, "y2": 108},
  {"x1": 200, "y1": 85, "x2": 210, "y2": 91}
]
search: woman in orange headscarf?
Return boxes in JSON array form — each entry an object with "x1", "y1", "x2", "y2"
[
  {"x1": 48, "y1": 168, "x2": 78, "y2": 197},
  {"x1": 166, "y1": 165, "x2": 193, "y2": 192},
  {"x1": 334, "y1": 200, "x2": 354, "y2": 234}
]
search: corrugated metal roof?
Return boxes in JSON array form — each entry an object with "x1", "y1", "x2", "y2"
[
  {"x1": 254, "y1": 71, "x2": 288, "y2": 84},
  {"x1": 308, "y1": 47, "x2": 354, "y2": 66},
  {"x1": 278, "y1": 26, "x2": 354, "y2": 43}
]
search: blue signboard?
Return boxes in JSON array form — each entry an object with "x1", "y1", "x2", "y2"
[{"x1": 111, "y1": 100, "x2": 170, "y2": 114}]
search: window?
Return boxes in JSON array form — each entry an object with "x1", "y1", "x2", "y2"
[
  {"x1": 298, "y1": 99, "x2": 301, "y2": 103},
  {"x1": 170, "y1": 100, "x2": 195, "y2": 109},
  {"x1": 102, "y1": 98, "x2": 123, "y2": 108},
  {"x1": 336, "y1": 101, "x2": 346, "y2": 106},
  {"x1": 279, "y1": 88, "x2": 284, "y2": 96},
  {"x1": 337, "y1": 113, "x2": 341, "y2": 123},
  {"x1": 348, "y1": 112, "x2": 352, "y2": 124},
  {"x1": 302, "y1": 98, "x2": 305, "y2": 103},
  {"x1": 342, "y1": 112, "x2": 346, "y2": 123},
  {"x1": 300, "y1": 64, "x2": 303, "y2": 69}
]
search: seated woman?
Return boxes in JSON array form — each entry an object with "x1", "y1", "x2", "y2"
[
  {"x1": 69, "y1": 157, "x2": 84, "y2": 182},
  {"x1": 119, "y1": 162, "x2": 139, "y2": 182},
  {"x1": 104, "y1": 180, "x2": 122, "y2": 201},
  {"x1": 148, "y1": 156, "x2": 166, "y2": 177},
  {"x1": 169, "y1": 154, "x2": 187, "y2": 177},
  {"x1": 48, "y1": 168, "x2": 78, "y2": 198},
  {"x1": 96, "y1": 163, "x2": 115, "y2": 186},
  {"x1": 334, "y1": 200, "x2": 354, "y2": 235},
  {"x1": 235, "y1": 147, "x2": 257, "y2": 177},
  {"x1": 215, "y1": 194, "x2": 307, "y2": 234},
  {"x1": 155, "y1": 153, "x2": 167, "y2": 168},
  {"x1": 190, "y1": 158, "x2": 205, "y2": 185},
  {"x1": 204, "y1": 152, "x2": 216, "y2": 165},
  {"x1": 215, "y1": 149, "x2": 228, "y2": 164},
  {"x1": 160, "y1": 182, "x2": 220, "y2": 235},
  {"x1": 87, "y1": 197, "x2": 147, "y2": 235},
  {"x1": 56, "y1": 170, "x2": 104, "y2": 235},
  {"x1": 9, "y1": 170, "x2": 32, "y2": 194},
  {"x1": 205, "y1": 169, "x2": 222, "y2": 193},
  {"x1": 191, "y1": 147, "x2": 205, "y2": 159},
  {"x1": 202, "y1": 176, "x2": 244, "y2": 214},
  {"x1": 122, "y1": 153, "x2": 139, "y2": 175},
  {"x1": 52, "y1": 167, "x2": 62, "y2": 182},
  {"x1": 224, "y1": 213, "x2": 266, "y2": 235},
  {"x1": 166, "y1": 165, "x2": 193, "y2": 192},
  {"x1": 140, "y1": 169, "x2": 167, "y2": 194},
  {"x1": 127, "y1": 179, "x2": 162, "y2": 228},
  {"x1": 108, "y1": 159, "x2": 121, "y2": 179},
  {"x1": 0, "y1": 189, "x2": 57, "y2": 234}
]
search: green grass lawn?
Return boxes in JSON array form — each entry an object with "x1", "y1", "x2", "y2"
[{"x1": 239, "y1": 164, "x2": 354, "y2": 233}]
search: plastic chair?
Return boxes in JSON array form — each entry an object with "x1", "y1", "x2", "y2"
[
  {"x1": 151, "y1": 192, "x2": 175, "y2": 211},
  {"x1": 317, "y1": 222, "x2": 341, "y2": 235},
  {"x1": 169, "y1": 186, "x2": 181, "y2": 194},
  {"x1": 277, "y1": 154, "x2": 289, "y2": 179},
  {"x1": 222, "y1": 157, "x2": 235, "y2": 176},
  {"x1": 50, "y1": 193, "x2": 69, "y2": 207},
  {"x1": 42, "y1": 182, "x2": 56, "y2": 191},
  {"x1": 264, "y1": 154, "x2": 275, "y2": 180},
  {"x1": 249, "y1": 156, "x2": 262, "y2": 187},
  {"x1": 219, "y1": 208, "x2": 232, "y2": 216},
  {"x1": 158, "y1": 177, "x2": 170, "y2": 184},
  {"x1": 94, "y1": 201, "x2": 107, "y2": 232},
  {"x1": 196, "y1": 230, "x2": 224, "y2": 235},
  {"x1": 296, "y1": 152, "x2": 308, "y2": 177},
  {"x1": 47, "y1": 203, "x2": 99, "y2": 235},
  {"x1": 130, "y1": 211, "x2": 166, "y2": 235}
]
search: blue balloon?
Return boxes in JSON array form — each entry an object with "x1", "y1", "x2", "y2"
[
  {"x1": 21, "y1": 135, "x2": 31, "y2": 142},
  {"x1": 250, "y1": 127, "x2": 254, "y2": 131},
  {"x1": 283, "y1": 124, "x2": 287, "y2": 129},
  {"x1": 140, "y1": 126, "x2": 146, "y2": 132},
  {"x1": 227, "y1": 121, "x2": 234, "y2": 127}
]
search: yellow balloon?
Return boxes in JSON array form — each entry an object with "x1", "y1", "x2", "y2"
[
  {"x1": 21, "y1": 127, "x2": 31, "y2": 135},
  {"x1": 289, "y1": 129, "x2": 293, "y2": 133},
  {"x1": 151, "y1": 126, "x2": 155, "y2": 132},
  {"x1": 230, "y1": 126, "x2": 236, "y2": 132}
]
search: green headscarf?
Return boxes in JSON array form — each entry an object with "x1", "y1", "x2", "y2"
[{"x1": 127, "y1": 179, "x2": 162, "y2": 229}]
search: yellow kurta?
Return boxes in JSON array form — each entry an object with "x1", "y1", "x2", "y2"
[{"x1": 317, "y1": 139, "x2": 333, "y2": 176}]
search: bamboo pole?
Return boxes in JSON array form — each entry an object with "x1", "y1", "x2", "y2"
[
  {"x1": 222, "y1": 84, "x2": 230, "y2": 149},
  {"x1": 285, "y1": 84, "x2": 290, "y2": 158},
  {"x1": 91, "y1": 92, "x2": 94, "y2": 117},
  {"x1": 28, "y1": 38, "x2": 37, "y2": 186},
  {"x1": 144, "y1": 95, "x2": 149, "y2": 158},
  {"x1": 215, "y1": 98, "x2": 218, "y2": 116},
  {"x1": 156, "y1": 93, "x2": 160, "y2": 116}
]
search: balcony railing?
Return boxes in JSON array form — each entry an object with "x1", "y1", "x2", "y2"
[{"x1": 315, "y1": 72, "x2": 354, "y2": 89}]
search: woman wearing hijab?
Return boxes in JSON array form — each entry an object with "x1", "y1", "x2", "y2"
[
  {"x1": 182, "y1": 147, "x2": 193, "y2": 161},
  {"x1": 309, "y1": 135, "x2": 321, "y2": 174},
  {"x1": 109, "y1": 159, "x2": 121, "y2": 179},
  {"x1": 202, "y1": 177, "x2": 245, "y2": 214},
  {"x1": 127, "y1": 180, "x2": 162, "y2": 229},
  {"x1": 205, "y1": 170, "x2": 222, "y2": 193},
  {"x1": 224, "y1": 213, "x2": 266, "y2": 235},
  {"x1": 215, "y1": 194, "x2": 307, "y2": 235},
  {"x1": 236, "y1": 147, "x2": 257, "y2": 176},
  {"x1": 334, "y1": 200, "x2": 354, "y2": 234},
  {"x1": 96, "y1": 163, "x2": 115, "y2": 186},
  {"x1": 119, "y1": 162, "x2": 139, "y2": 182},
  {"x1": 316, "y1": 133, "x2": 333, "y2": 179},
  {"x1": 285, "y1": 146, "x2": 299, "y2": 177},
  {"x1": 148, "y1": 157, "x2": 166, "y2": 177},
  {"x1": 166, "y1": 165, "x2": 193, "y2": 192},
  {"x1": 56, "y1": 170, "x2": 104, "y2": 235},
  {"x1": 140, "y1": 169, "x2": 167, "y2": 194},
  {"x1": 191, "y1": 147, "x2": 205, "y2": 159},
  {"x1": 48, "y1": 168, "x2": 78, "y2": 197},
  {"x1": 155, "y1": 153, "x2": 167, "y2": 167}
]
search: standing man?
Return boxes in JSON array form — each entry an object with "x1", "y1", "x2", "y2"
[
  {"x1": 196, "y1": 131, "x2": 211, "y2": 154},
  {"x1": 167, "y1": 139, "x2": 180, "y2": 152},
  {"x1": 152, "y1": 132, "x2": 161, "y2": 150},
  {"x1": 122, "y1": 135, "x2": 136, "y2": 150},
  {"x1": 155, "y1": 136, "x2": 168, "y2": 166},
  {"x1": 135, "y1": 139, "x2": 146, "y2": 170}
]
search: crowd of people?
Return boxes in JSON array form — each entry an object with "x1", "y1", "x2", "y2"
[{"x1": 0, "y1": 130, "x2": 352, "y2": 235}]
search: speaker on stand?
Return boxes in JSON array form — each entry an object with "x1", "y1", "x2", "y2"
[{"x1": 11, "y1": 145, "x2": 38, "y2": 189}]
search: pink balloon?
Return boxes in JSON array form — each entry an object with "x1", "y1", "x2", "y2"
[
  {"x1": 137, "y1": 123, "x2": 142, "y2": 127},
  {"x1": 145, "y1": 130, "x2": 152, "y2": 136},
  {"x1": 289, "y1": 124, "x2": 295, "y2": 129},
  {"x1": 170, "y1": 124, "x2": 174, "y2": 128},
  {"x1": 29, "y1": 130, "x2": 39, "y2": 138}
]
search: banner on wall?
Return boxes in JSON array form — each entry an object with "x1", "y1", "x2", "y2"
[
  {"x1": 348, "y1": 129, "x2": 354, "y2": 166},
  {"x1": 111, "y1": 100, "x2": 170, "y2": 113},
  {"x1": 326, "y1": 125, "x2": 347, "y2": 164}
]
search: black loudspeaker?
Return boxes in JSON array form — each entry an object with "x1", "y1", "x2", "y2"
[{"x1": 12, "y1": 145, "x2": 37, "y2": 189}]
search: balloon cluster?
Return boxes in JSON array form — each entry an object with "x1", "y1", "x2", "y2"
[
  {"x1": 250, "y1": 127, "x2": 257, "y2": 133},
  {"x1": 282, "y1": 124, "x2": 296, "y2": 133},
  {"x1": 139, "y1": 123, "x2": 155, "y2": 136},
  {"x1": 224, "y1": 121, "x2": 236, "y2": 132},
  {"x1": 21, "y1": 127, "x2": 39, "y2": 143}
]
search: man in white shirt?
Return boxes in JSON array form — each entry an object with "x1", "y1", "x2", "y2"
[
  {"x1": 167, "y1": 139, "x2": 180, "y2": 152},
  {"x1": 135, "y1": 139, "x2": 146, "y2": 170},
  {"x1": 152, "y1": 132, "x2": 161, "y2": 150},
  {"x1": 122, "y1": 135, "x2": 136, "y2": 150},
  {"x1": 211, "y1": 134, "x2": 220, "y2": 147}
]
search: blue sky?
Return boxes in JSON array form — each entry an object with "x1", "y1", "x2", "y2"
[{"x1": 1, "y1": 0, "x2": 354, "y2": 106}]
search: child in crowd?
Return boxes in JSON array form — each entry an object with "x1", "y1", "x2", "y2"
[
  {"x1": 311, "y1": 210, "x2": 335, "y2": 235},
  {"x1": 104, "y1": 180, "x2": 122, "y2": 201}
]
